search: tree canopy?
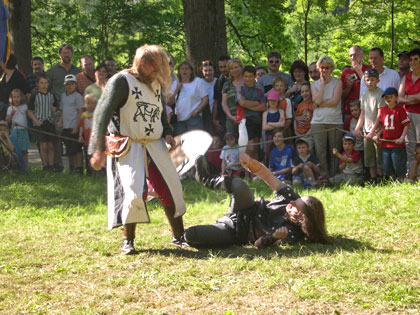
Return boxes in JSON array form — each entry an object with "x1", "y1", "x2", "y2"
[{"x1": 27, "y1": 0, "x2": 420, "y2": 73}]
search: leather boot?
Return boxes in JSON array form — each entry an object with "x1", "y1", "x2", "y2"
[
  {"x1": 122, "y1": 223, "x2": 136, "y2": 255},
  {"x1": 163, "y1": 205, "x2": 188, "y2": 248},
  {"x1": 195, "y1": 155, "x2": 232, "y2": 192}
]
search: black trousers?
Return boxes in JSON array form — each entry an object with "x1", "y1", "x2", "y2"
[{"x1": 184, "y1": 178, "x2": 255, "y2": 247}]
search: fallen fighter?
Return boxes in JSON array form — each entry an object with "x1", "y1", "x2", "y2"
[{"x1": 184, "y1": 153, "x2": 334, "y2": 248}]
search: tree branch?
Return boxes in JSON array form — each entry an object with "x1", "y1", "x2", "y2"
[{"x1": 226, "y1": 17, "x2": 258, "y2": 64}]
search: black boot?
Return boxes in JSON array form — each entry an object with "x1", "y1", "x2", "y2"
[
  {"x1": 122, "y1": 223, "x2": 136, "y2": 255},
  {"x1": 163, "y1": 205, "x2": 188, "y2": 248},
  {"x1": 195, "y1": 155, "x2": 232, "y2": 192}
]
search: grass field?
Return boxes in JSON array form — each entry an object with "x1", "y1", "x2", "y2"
[{"x1": 0, "y1": 170, "x2": 419, "y2": 314}]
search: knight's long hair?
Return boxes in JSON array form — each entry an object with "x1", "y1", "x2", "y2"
[
  {"x1": 127, "y1": 45, "x2": 171, "y2": 94},
  {"x1": 300, "y1": 196, "x2": 335, "y2": 244}
]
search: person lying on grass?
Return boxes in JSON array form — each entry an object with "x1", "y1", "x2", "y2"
[{"x1": 184, "y1": 153, "x2": 334, "y2": 249}]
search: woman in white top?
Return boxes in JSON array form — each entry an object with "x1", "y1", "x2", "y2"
[
  {"x1": 311, "y1": 56, "x2": 343, "y2": 178},
  {"x1": 167, "y1": 61, "x2": 208, "y2": 135}
]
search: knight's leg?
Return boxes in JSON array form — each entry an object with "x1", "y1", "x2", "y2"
[
  {"x1": 122, "y1": 223, "x2": 136, "y2": 255},
  {"x1": 227, "y1": 177, "x2": 255, "y2": 214},
  {"x1": 148, "y1": 161, "x2": 186, "y2": 247},
  {"x1": 184, "y1": 223, "x2": 237, "y2": 248}
]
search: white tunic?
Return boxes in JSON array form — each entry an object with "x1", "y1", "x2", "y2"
[{"x1": 107, "y1": 72, "x2": 186, "y2": 230}]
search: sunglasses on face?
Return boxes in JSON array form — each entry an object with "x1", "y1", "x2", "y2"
[
  {"x1": 201, "y1": 60, "x2": 213, "y2": 67},
  {"x1": 268, "y1": 59, "x2": 280, "y2": 64},
  {"x1": 364, "y1": 69, "x2": 379, "y2": 76}
]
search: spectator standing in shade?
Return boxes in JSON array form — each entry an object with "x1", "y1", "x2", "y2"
[
  {"x1": 76, "y1": 55, "x2": 95, "y2": 95},
  {"x1": 354, "y1": 68, "x2": 385, "y2": 183},
  {"x1": 212, "y1": 55, "x2": 230, "y2": 135},
  {"x1": 398, "y1": 48, "x2": 420, "y2": 167},
  {"x1": 286, "y1": 60, "x2": 310, "y2": 110},
  {"x1": 311, "y1": 56, "x2": 343, "y2": 178},
  {"x1": 201, "y1": 60, "x2": 217, "y2": 134},
  {"x1": 46, "y1": 44, "x2": 81, "y2": 171},
  {"x1": 46, "y1": 44, "x2": 81, "y2": 103},
  {"x1": 167, "y1": 61, "x2": 208, "y2": 135},
  {"x1": 27, "y1": 73, "x2": 58, "y2": 171},
  {"x1": 221, "y1": 58, "x2": 244, "y2": 134},
  {"x1": 258, "y1": 51, "x2": 292, "y2": 94},
  {"x1": 104, "y1": 57, "x2": 117, "y2": 78},
  {"x1": 367, "y1": 87, "x2": 410, "y2": 182},
  {"x1": 26, "y1": 56, "x2": 45, "y2": 92},
  {"x1": 397, "y1": 51, "x2": 410, "y2": 79},
  {"x1": 84, "y1": 63, "x2": 108, "y2": 101},
  {"x1": 58, "y1": 74, "x2": 84, "y2": 173},
  {"x1": 255, "y1": 66, "x2": 268, "y2": 80},
  {"x1": 167, "y1": 53, "x2": 176, "y2": 83},
  {"x1": 340, "y1": 46, "x2": 371, "y2": 119},
  {"x1": 0, "y1": 54, "x2": 30, "y2": 120},
  {"x1": 359, "y1": 47, "x2": 400, "y2": 97},
  {"x1": 308, "y1": 62, "x2": 320, "y2": 82}
]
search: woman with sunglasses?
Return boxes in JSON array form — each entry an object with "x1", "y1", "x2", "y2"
[
  {"x1": 221, "y1": 58, "x2": 244, "y2": 133},
  {"x1": 184, "y1": 153, "x2": 334, "y2": 248},
  {"x1": 398, "y1": 48, "x2": 420, "y2": 166},
  {"x1": 310, "y1": 56, "x2": 343, "y2": 179},
  {"x1": 167, "y1": 61, "x2": 209, "y2": 135}
]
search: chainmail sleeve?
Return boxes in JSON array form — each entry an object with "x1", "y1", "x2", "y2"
[
  {"x1": 88, "y1": 73, "x2": 129, "y2": 155},
  {"x1": 161, "y1": 91, "x2": 174, "y2": 137}
]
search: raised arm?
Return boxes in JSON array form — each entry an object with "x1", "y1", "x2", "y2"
[
  {"x1": 89, "y1": 74, "x2": 129, "y2": 169},
  {"x1": 239, "y1": 153, "x2": 287, "y2": 191}
]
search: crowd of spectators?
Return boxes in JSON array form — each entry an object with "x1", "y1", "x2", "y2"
[
  {"x1": 0, "y1": 44, "x2": 115, "y2": 174},
  {"x1": 0, "y1": 43, "x2": 419, "y2": 186},
  {"x1": 168, "y1": 46, "x2": 420, "y2": 186}
]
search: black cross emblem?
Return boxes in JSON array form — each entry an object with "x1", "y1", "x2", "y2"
[
  {"x1": 145, "y1": 123, "x2": 154, "y2": 136},
  {"x1": 155, "y1": 89, "x2": 161, "y2": 102},
  {"x1": 131, "y1": 87, "x2": 142, "y2": 99}
]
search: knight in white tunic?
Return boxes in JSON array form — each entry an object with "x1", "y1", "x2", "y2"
[{"x1": 89, "y1": 45, "x2": 186, "y2": 254}]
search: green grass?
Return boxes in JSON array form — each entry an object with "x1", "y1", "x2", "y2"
[{"x1": 0, "y1": 170, "x2": 419, "y2": 314}]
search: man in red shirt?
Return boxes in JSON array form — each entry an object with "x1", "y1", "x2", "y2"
[{"x1": 340, "y1": 46, "x2": 371, "y2": 117}]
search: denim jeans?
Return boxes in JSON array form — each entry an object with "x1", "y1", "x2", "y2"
[
  {"x1": 175, "y1": 115, "x2": 203, "y2": 135},
  {"x1": 382, "y1": 147, "x2": 407, "y2": 178}
]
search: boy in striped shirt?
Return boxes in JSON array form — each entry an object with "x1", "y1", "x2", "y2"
[{"x1": 27, "y1": 73, "x2": 57, "y2": 171}]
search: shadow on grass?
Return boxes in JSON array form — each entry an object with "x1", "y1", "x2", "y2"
[{"x1": 135, "y1": 234, "x2": 391, "y2": 260}]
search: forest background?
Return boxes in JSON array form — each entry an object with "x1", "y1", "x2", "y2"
[{"x1": 7, "y1": 0, "x2": 420, "y2": 78}]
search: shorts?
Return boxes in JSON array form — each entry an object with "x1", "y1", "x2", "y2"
[
  {"x1": 292, "y1": 175, "x2": 315, "y2": 188},
  {"x1": 329, "y1": 173, "x2": 362, "y2": 185},
  {"x1": 264, "y1": 134, "x2": 274, "y2": 153},
  {"x1": 62, "y1": 128, "x2": 82, "y2": 156},
  {"x1": 11, "y1": 128, "x2": 30, "y2": 151},
  {"x1": 364, "y1": 137, "x2": 382, "y2": 168},
  {"x1": 33, "y1": 121, "x2": 56, "y2": 143},
  {"x1": 245, "y1": 116, "x2": 262, "y2": 140}
]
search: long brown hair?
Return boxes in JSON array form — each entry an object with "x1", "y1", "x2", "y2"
[
  {"x1": 126, "y1": 45, "x2": 171, "y2": 94},
  {"x1": 300, "y1": 196, "x2": 335, "y2": 244},
  {"x1": 176, "y1": 61, "x2": 195, "y2": 83}
]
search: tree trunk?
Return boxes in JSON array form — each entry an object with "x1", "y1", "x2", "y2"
[
  {"x1": 389, "y1": 0, "x2": 394, "y2": 69},
  {"x1": 7, "y1": 0, "x2": 32, "y2": 75},
  {"x1": 182, "y1": 0, "x2": 227, "y2": 76},
  {"x1": 303, "y1": 0, "x2": 312, "y2": 65}
]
